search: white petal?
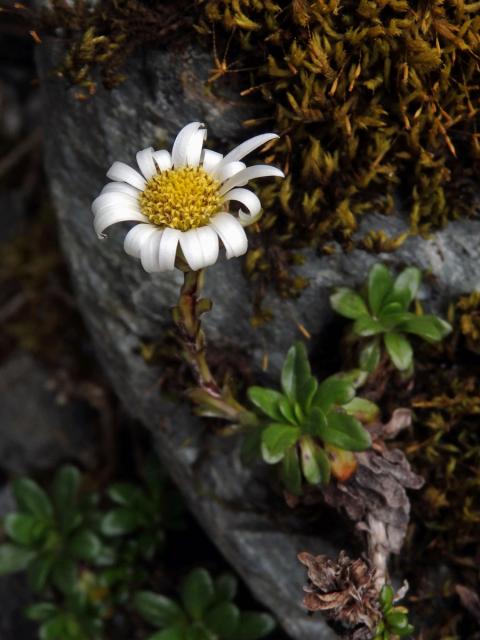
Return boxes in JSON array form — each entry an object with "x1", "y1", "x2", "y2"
[
  {"x1": 107, "y1": 161, "x2": 146, "y2": 190},
  {"x1": 179, "y1": 229, "x2": 208, "y2": 271},
  {"x1": 219, "y1": 165, "x2": 284, "y2": 196},
  {"x1": 220, "y1": 133, "x2": 279, "y2": 166},
  {"x1": 140, "y1": 228, "x2": 164, "y2": 273},
  {"x1": 210, "y1": 212, "x2": 248, "y2": 259},
  {"x1": 196, "y1": 225, "x2": 219, "y2": 267},
  {"x1": 214, "y1": 161, "x2": 246, "y2": 183},
  {"x1": 153, "y1": 150, "x2": 172, "y2": 172},
  {"x1": 92, "y1": 192, "x2": 139, "y2": 216},
  {"x1": 201, "y1": 149, "x2": 223, "y2": 173},
  {"x1": 222, "y1": 187, "x2": 262, "y2": 225},
  {"x1": 158, "y1": 227, "x2": 181, "y2": 271},
  {"x1": 101, "y1": 182, "x2": 140, "y2": 197},
  {"x1": 94, "y1": 208, "x2": 149, "y2": 238},
  {"x1": 171, "y1": 122, "x2": 205, "y2": 168},
  {"x1": 136, "y1": 147, "x2": 157, "y2": 180},
  {"x1": 186, "y1": 129, "x2": 207, "y2": 167},
  {"x1": 124, "y1": 223, "x2": 158, "y2": 259}
]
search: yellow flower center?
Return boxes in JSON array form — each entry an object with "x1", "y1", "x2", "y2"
[{"x1": 139, "y1": 166, "x2": 222, "y2": 232}]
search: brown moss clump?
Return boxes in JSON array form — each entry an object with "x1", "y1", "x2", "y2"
[
  {"x1": 369, "y1": 299, "x2": 480, "y2": 639},
  {"x1": 197, "y1": 0, "x2": 480, "y2": 303},
  {"x1": 456, "y1": 291, "x2": 480, "y2": 353},
  {"x1": 39, "y1": 1, "x2": 194, "y2": 97}
]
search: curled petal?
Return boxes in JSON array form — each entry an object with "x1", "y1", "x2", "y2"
[
  {"x1": 214, "y1": 161, "x2": 246, "y2": 184},
  {"x1": 124, "y1": 223, "x2": 158, "y2": 259},
  {"x1": 92, "y1": 192, "x2": 139, "y2": 216},
  {"x1": 171, "y1": 122, "x2": 205, "y2": 168},
  {"x1": 210, "y1": 212, "x2": 248, "y2": 259},
  {"x1": 107, "y1": 161, "x2": 146, "y2": 190},
  {"x1": 101, "y1": 182, "x2": 140, "y2": 198},
  {"x1": 220, "y1": 132, "x2": 279, "y2": 166},
  {"x1": 186, "y1": 129, "x2": 207, "y2": 167},
  {"x1": 219, "y1": 165, "x2": 284, "y2": 196},
  {"x1": 222, "y1": 187, "x2": 261, "y2": 217},
  {"x1": 94, "y1": 208, "x2": 149, "y2": 238},
  {"x1": 158, "y1": 227, "x2": 181, "y2": 271},
  {"x1": 140, "y1": 228, "x2": 164, "y2": 272},
  {"x1": 136, "y1": 147, "x2": 157, "y2": 180},
  {"x1": 153, "y1": 150, "x2": 172, "y2": 172},
  {"x1": 201, "y1": 149, "x2": 223, "y2": 173}
]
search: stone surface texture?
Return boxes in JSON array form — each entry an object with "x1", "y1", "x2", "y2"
[
  {"x1": 0, "y1": 350, "x2": 98, "y2": 473},
  {"x1": 36, "y1": 37, "x2": 480, "y2": 640}
]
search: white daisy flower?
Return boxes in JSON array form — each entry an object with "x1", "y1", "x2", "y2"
[{"x1": 92, "y1": 122, "x2": 284, "y2": 273}]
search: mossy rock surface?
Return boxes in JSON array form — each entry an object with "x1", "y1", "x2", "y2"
[{"x1": 37, "y1": 37, "x2": 480, "y2": 640}]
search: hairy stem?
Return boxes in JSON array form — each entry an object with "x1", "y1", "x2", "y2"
[{"x1": 172, "y1": 268, "x2": 255, "y2": 426}]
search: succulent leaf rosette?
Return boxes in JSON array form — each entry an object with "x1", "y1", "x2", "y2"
[
  {"x1": 247, "y1": 342, "x2": 377, "y2": 495},
  {"x1": 92, "y1": 122, "x2": 283, "y2": 272},
  {"x1": 134, "y1": 568, "x2": 275, "y2": 640},
  {"x1": 330, "y1": 263, "x2": 452, "y2": 375}
]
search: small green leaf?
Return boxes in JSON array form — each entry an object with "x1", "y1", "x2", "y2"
[
  {"x1": 312, "y1": 377, "x2": 355, "y2": 413},
  {"x1": 4, "y1": 513, "x2": 42, "y2": 546},
  {"x1": 297, "y1": 377, "x2": 318, "y2": 412},
  {"x1": 134, "y1": 591, "x2": 185, "y2": 628},
  {"x1": 52, "y1": 465, "x2": 80, "y2": 517},
  {"x1": 233, "y1": 612, "x2": 276, "y2": 640},
  {"x1": 343, "y1": 398, "x2": 379, "y2": 423},
  {"x1": 368, "y1": 264, "x2": 393, "y2": 315},
  {"x1": 108, "y1": 482, "x2": 144, "y2": 507},
  {"x1": 359, "y1": 339, "x2": 381, "y2": 373},
  {"x1": 101, "y1": 508, "x2": 139, "y2": 536},
  {"x1": 205, "y1": 602, "x2": 240, "y2": 637},
  {"x1": 280, "y1": 447, "x2": 302, "y2": 496},
  {"x1": 280, "y1": 342, "x2": 313, "y2": 402},
  {"x1": 25, "y1": 602, "x2": 58, "y2": 621},
  {"x1": 180, "y1": 568, "x2": 215, "y2": 620},
  {"x1": 384, "y1": 332, "x2": 413, "y2": 371},
  {"x1": 260, "y1": 424, "x2": 301, "y2": 464},
  {"x1": 320, "y1": 412, "x2": 372, "y2": 451},
  {"x1": 400, "y1": 315, "x2": 452, "y2": 342},
  {"x1": 303, "y1": 406, "x2": 328, "y2": 438},
  {"x1": 52, "y1": 558, "x2": 76, "y2": 594},
  {"x1": 385, "y1": 610, "x2": 408, "y2": 631},
  {"x1": 214, "y1": 573, "x2": 238, "y2": 603},
  {"x1": 278, "y1": 397, "x2": 297, "y2": 424},
  {"x1": 247, "y1": 387, "x2": 284, "y2": 421},
  {"x1": 396, "y1": 623, "x2": 415, "y2": 637},
  {"x1": 14, "y1": 478, "x2": 53, "y2": 520},
  {"x1": 353, "y1": 316, "x2": 383, "y2": 337},
  {"x1": 69, "y1": 529, "x2": 102, "y2": 561},
  {"x1": 148, "y1": 628, "x2": 186, "y2": 640},
  {"x1": 330, "y1": 288, "x2": 368, "y2": 319},
  {"x1": 389, "y1": 266, "x2": 421, "y2": 308},
  {"x1": 299, "y1": 437, "x2": 330, "y2": 485},
  {"x1": 28, "y1": 552, "x2": 54, "y2": 592},
  {"x1": 0, "y1": 543, "x2": 35, "y2": 575},
  {"x1": 39, "y1": 614, "x2": 66, "y2": 640},
  {"x1": 379, "y1": 584, "x2": 394, "y2": 611}
]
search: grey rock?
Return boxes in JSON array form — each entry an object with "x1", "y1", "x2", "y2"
[
  {"x1": 0, "y1": 485, "x2": 36, "y2": 640},
  {"x1": 36, "y1": 36, "x2": 480, "y2": 640},
  {"x1": 0, "y1": 350, "x2": 98, "y2": 474}
]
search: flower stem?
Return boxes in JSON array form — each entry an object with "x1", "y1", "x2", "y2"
[
  {"x1": 172, "y1": 268, "x2": 256, "y2": 426},
  {"x1": 173, "y1": 268, "x2": 219, "y2": 395}
]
